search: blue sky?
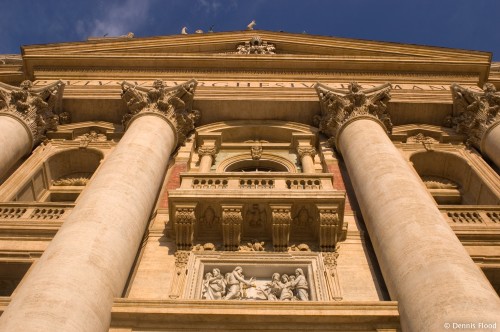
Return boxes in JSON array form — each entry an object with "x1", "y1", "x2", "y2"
[{"x1": 1, "y1": 0, "x2": 499, "y2": 60}]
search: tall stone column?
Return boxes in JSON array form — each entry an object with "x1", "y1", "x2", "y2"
[
  {"x1": 315, "y1": 82, "x2": 500, "y2": 332},
  {"x1": 0, "y1": 80, "x2": 199, "y2": 332},
  {"x1": 0, "y1": 80, "x2": 64, "y2": 179},
  {"x1": 450, "y1": 83, "x2": 500, "y2": 168}
]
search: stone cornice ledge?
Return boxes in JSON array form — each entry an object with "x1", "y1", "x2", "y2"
[{"x1": 109, "y1": 299, "x2": 400, "y2": 329}]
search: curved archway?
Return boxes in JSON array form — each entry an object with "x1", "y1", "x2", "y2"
[
  {"x1": 410, "y1": 150, "x2": 499, "y2": 205},
  {"x1": 14, "y1": 148, "x2": 104, "y2": 202},
  {"x1": 218, "y1": 153, "x2": 297, "y2": 173}
]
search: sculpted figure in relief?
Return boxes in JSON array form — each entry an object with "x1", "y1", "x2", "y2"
[
  {"x1": 258, "y1": 269, "x2": 310, "y2": 301},
  {"x1": 223, "y1": 266, "x2": 256, "y2": 300},
  {"x1": 202, "y1": 268, "x2": 226, "y2": 300}
]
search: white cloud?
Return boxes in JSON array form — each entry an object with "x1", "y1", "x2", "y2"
[
  {"x1": 196, "y1": 0, "x2": 238, "y2": 15},
  {"x1": 76, "y1": 0, "x2": 152, "y2": 38}
]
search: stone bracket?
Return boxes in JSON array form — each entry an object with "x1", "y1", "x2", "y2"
[
  {"x1": 174, "y1": 203, "x2": 197, "y2": 250},
  {"x1": 316, "y1": 204, "x2": 341, "y2": 252},
  {"x1": 270, "y1": 204, "x2": 292, "y2": 252},
  {"x1": 221, "y1": 204, "x2": 243, "y2": 251}
]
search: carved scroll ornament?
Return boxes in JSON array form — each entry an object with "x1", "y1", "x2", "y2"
[
  {"x1": 0, "y1": 80, "x2": 65, "y2": 145},
  {"x1": 314, "y1": 82, "x2": 392, "y2": 147},
  {"x1": 448, "y1": 83, "x2": 500, "y2": 149},
  {"x1": 236, "y1": 36, "x2": 276, "y2": 55},
  {"x1": 121, "y1": 79, "x2": 199, "y2": 147}
]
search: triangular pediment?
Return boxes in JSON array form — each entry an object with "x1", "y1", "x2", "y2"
[
  {"x1": 23, "y1": 30, "x2": 488, "y2": 60},
  {"x1": 20, "y1": 30, "x2": 491, "y2": 84}
]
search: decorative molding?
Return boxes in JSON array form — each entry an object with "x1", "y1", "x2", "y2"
[
  {"x1": 52, "y1": 177, "x2": 89, "y2": 186},
  {"x1": 221, "y1": 205, "x2": 243, "y2": 251},
  {"x1": 0, "y1": 80, "x2": 65, "y2": 146},
  {"x1": 174, "y1": 204, "x2": 197, "y2": 250},
  {"x1": 169, "y1": 250, "x2": 191, "y2": 299},
  {"x1": 235, "y1": 36, "x2": 276, "y2": 55},
  {"x1": 271, "y1": 204, "x2": 292, "y2": 252},
  {"x1": 76, "y1": 130, "x2": 107, "y2": 148},
  {"x1": 314, "y1": 82, "x2": 392, "y2": 147},
  {"x1": 250, "y1": 145, "x2": 263, "y2": 160},
  {"x1": 322, "y1": 250, "x2": 343, "y2": 301},
  {"x1": 406, "y1": 133, "x2": 439, "y2": 144},
  {"x1": 121, "y1": 79, "x2": 199, "y2": 147},
  {"x1": 448, "y1": 83, "x2": 500, "y2": 150},
  {"x1": 421, "y1": 175, "x2": 459, "y2": 190}
]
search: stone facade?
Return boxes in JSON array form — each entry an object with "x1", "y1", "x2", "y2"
[{"x1": 0, "y1": 30, "x2": 499, "y2": 332}]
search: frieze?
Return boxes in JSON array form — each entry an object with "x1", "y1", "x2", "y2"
[
  {"x1": 32, "y1": 66, "x2": 479, "y2": 79},
  {"x1": 201, "y1": 266, "x2": 310, "y2": 301},
  {"x1": 32, "y1": 79, "x2": 482, "y2": 92}
]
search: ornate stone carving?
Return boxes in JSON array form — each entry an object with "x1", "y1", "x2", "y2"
[
  {"x1": 52, "y1": 177, "x2": 89, "y2": 186},
  {"x1": 317, "y1": 205, "x2": 340, "y2": 252},
  {"x1": 222, "y1": 205, "x2": 243, "y2": 251},
  {"x1": 202, "y1": 266, "x2": 256, "y2": 300},
  {"x1": 314, "y1": 82, "x2": 392, "y2": 147},
  {"x1": 251, "y1": 145, "x2": 263, "y2": 160},
  {"x1": 406, "y1": 133, "x2": 438, "y2": 144},
  {"x1": 288, "y1": 243, "x2": 311, "y2": 252},
  {"x1": 169, "y1": 250, "x2": 190, "y2": 299},
  {"x1": 197, "y1": 145, "x2": 217, "y2": 157},
  {"x1": 239, "y1": 239, "x2": 265, "y2": 251},
  {"x1": 76, "y1": 130, "x2": 107, "y2": 148},
  {"x1": 448, "y1": 83, "x2": 500, "y2": 149},
  {"x1": 200, "y1": 206, "x2": 219, "y2": 228},
  {"x1": 174, "y1": 204, "x2": 197, "y2": 250},
  {"x1": 245, "y1": 203, "x2": 267, "y2": 227},
  {"x1": 421, "y1": 175, "x2": 459, "y2": 189},
  {"x1": 270, "y1": 204, "x2": 292, "y2": 252},
  {"x1": 192, "y1": 243, "x2": 216, "y2": 251},
  {"x1": 322, "y1": 250, "x2": 343, "y2": 301},
  {"x1": 236, "y1": 36, "x2": 276, "y2": 55},
  {"x1": 297, "y1": 146, "x2": 316, "y2": 158},
  {"x1": 0, "y1": 80, "x2": 65, "y2": 145},
  {"x1": 257, "y1": 269, "x2": 310, "y2": 301},
  {"x1": 121, "y1": 79, "x2": 199, "y2": 146}
]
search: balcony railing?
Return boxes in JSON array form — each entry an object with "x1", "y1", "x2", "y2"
[
  {"x1": 179, "y1": 172, "x2": 335, "y2": 191},
  {"x1": 439, "y1": 206, "x2": 500, "y2": 226},
  {"x1": 0, "y1": 202, "x2": 74, "y2": 221}
]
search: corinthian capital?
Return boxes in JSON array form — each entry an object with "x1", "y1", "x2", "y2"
[
  {"x1": 121, "y1": 79, "x2": 199, "y2": 147},
  {"x1": 0, "y1": 80, "x2": 65, "y2": 146},
  {"x1": 314, "y1": 82, "x2": 392, "y2": 147},
  {"x1": 448, "y1": 83, "x2": 500, "y2": 149}
]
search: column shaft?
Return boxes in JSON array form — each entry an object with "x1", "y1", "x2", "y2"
[
  {"x1": 482, "y1": 122, "x2": 500, "y2": 168},
  {"x1": 338, "y1": 118, "x2": 500, "y2": 331},
  {"x1": 0, "y1": 115, "x2": 175, "y2": 332},
  {"x1": 0, "y1": 115, "x2": 32, "y2": 179},
  {"x1": 300, "y1": 155, "x2": 315, "y2": 173},
  {"x1": 198, "y1": 154, "x2": 213, "y2": 172}
]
